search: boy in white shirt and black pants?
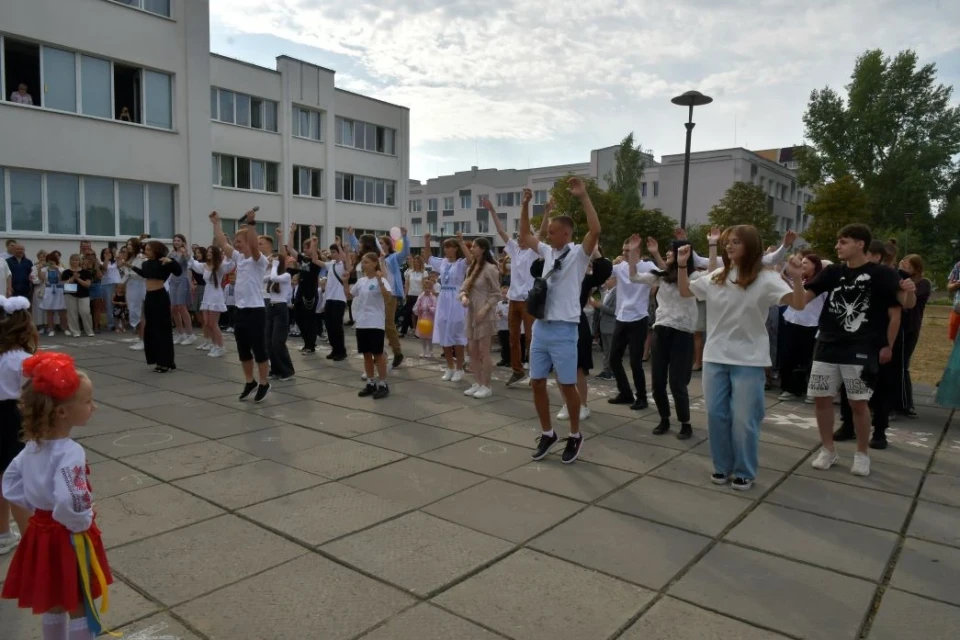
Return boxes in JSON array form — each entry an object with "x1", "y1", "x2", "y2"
[
  {"x1": 350, "y1": 252, "x2": 392, "y2": 399},
  {"x1": 525, "y1": 181, "x2": 601, "y2": 464},
  {"x1": 264, "y1": 230, "x2": 295, "y2": 381},
  {"x1": 211, "y1": 210, "x2": 271, "y2": 402}
]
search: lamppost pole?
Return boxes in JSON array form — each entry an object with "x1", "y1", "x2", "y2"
[
  {"x1": 671, "y1": 91, "x2": 713, "y2": 230},
  {"x1": 904, "y1": 212, "x2": 913, "y2": 256}
]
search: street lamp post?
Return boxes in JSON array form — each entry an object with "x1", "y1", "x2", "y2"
[
  {"x1": 671, "y1": 90, "x2": 713, "y2": 229},
  {"x1": 904, "y1": 212, "x2": 914, "y2": 256}
]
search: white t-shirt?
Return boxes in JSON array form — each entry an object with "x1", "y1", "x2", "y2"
[
  {"x1": 784, "y1": 290, "x2": 826, "y2": 327},
  {"x1": 350, "y1": 276, "x2": 390, "y2": 330},
  {"x1": 505, "y1": 239, "x2": 537, "y2": 301},
  {"x1": 614, "y1": 260, "x2": 657, "y2": 322},
  {"x1": 535, "y1": 241, "x2": 591, "y2": 324},
  {"x1": 0, "y1": 259, "x2": 10, "y2": 292},
  {"x1": 232, "y1": 252, "x2": 268, "y2": 309},
  {"x1": 689, "y1": 267, "x2": 793, "y2": 367},
  {"x1": 630, "y1": 271, "x2": 706, "y2": 333},
  {"x1": 324, "y1": 261, "x2": 347, "y2": 302},
  {"x1": 405, "y1": 269, "x2": 424, "y2": 297},
  {"x1": 100, "y1": 262, "x2": 122, "y2": 285},
  {"x1": 496, "y1": 300, "x2": 510, "y2": 331},
  {"x1": 265, "y1": 261, "x2": 292, "y2": 304},
  {"x1": 0, "y1": 349, "x2": 30, "y2": 401}
]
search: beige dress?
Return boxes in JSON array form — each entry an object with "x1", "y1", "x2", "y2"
[{"x1": 463, "y1": 262, "x2": 501, "y2": 340}]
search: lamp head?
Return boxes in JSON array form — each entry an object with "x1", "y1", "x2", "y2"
[{"x1": 671, "y1": 90, "x2": 713, "y2": 107}]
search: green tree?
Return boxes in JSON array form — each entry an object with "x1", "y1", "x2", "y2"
[
  {"x1": 683, "y1": 223, "x2": 712, "y2": 257},
  {"x1": 604, "y1": 132, "x2": 646, "y2": 212},
  {"x1": 798, "y1": 49, "x2": 960, "y2": 231},
  {"x1": 803, "y1": 175, "x2": 872, "y2": 258},
  {"x1": 707, "y1": 182, "x2": 778, "y2": 247}
]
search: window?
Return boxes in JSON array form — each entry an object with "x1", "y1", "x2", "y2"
[
  {"x1": 80, "y1": 55, "x2": 111, "y2": 118},
  {"x1": 409, "y1": 200, "x2": 422, "y2": 213},
  {"x1": 293, "y1": 166, "x2": 322, "y2": 198},
  {"x1": 42, "y1": 46, "x2": 77, "y2": 112},
  {"x1": 641, "y1": 182, "x2": 648, "y2": 197},
  {"x1": 264, "y1": 101, "x2": 277, "y2": 132},
  {"x1": 0, "y1": 169, "x2": 4, "y2": 231},
  {"x1": 46, "y1": 173, "x2": 80, "y2": 235},
  {"x1": 292, "y1": 106, "x2": 323, "y2": 140},
  {"x1": 209, "y1": 88, "x2": 278, "y2": 132},
  {"x1": 443, "y1": 197, "x2": 454, "y2": 211},
  {"x1": 477, "y1": 219, "x2": 489, "y2": 233},
  {"x1": 478, "y1": 193, "x2": 489, "y2": 207},
  {"x1": 84, "y1": 177, "x2": 114, "y2": 237},
  {"x1": 334, "y1": 116, "x2": 398, "y2": 155},
  {"x1": 459, "y1": 190, "x2": 472, "y2": 209},
  {"x1": 111, "y1": 63, "x2": 172, "y2": 128},
  {"x1": 533, "y1": 190, "x2": 548, "y2": 205},
  {"x1": 334, "y1": 172, "x2": 397, "y2": 206},
  {"x1": 10, "y1": 170, "x2": 42, "y2": 231},
  {"x1": 496, "y1": 192, "x2": 522, "y2": 208},
  {"x1": 442, "y1": 222, "x2": 453, "y2": 235},
  {"x1": 119, "y1": 182, "x2": 145, "y2": 236},
  {"x1": 454, "y1": 221, "x2": 471, "y2": 234},
  {"x1": 428, "y1": 221, "x2": 437, "y2": 234},
  {"x1": 427, "y1": 198, "x2": 438, "y2": 211},
  {"x1": 386, "y1": 181, "x2": 396, "y2": 207},
  {"x1": 144, "y1": 70, "x2": 171, "y2": 128},
  {"x1": 4, "y1": 39, "x2": 41, "y2": 109},
  {"x1": 148, "y1": 184, "x2": 174, "y2": 239},
  {"x1": 218, "y1": 90, "x2": 235, "y2": 124},
  {"x1": 235, "y1": 93, "x2": 250, "y2": 127},
  {"x1": 212, "y1": 154, "x2": 279, "y2": 193},
  {"x1": 653, "y1": 181, "x2": 659, "y2": 197},
  {"x1": 411, "y1": 221, "x2": 422, "y2": 236},
  {"x1": 109, "y1": 0, "x2": 171, "y2": 17}
]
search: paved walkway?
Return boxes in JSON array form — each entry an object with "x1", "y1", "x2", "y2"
[{"x1": 2, "y1": 334, "x2": 958, "y2": 640}]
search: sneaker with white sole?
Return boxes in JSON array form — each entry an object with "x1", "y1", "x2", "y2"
[
  {"x1": 196, "y1": 339, "x2": 210, "y2": 350},
  {"x1": 441, "y1": 369, "x2": 453, "y2": 381},
  {"x1": 851, "y1": 452, "x2": 871, "y2": 477},
  {"x1": 811, "y1": 448, "x2": 839, "y2": 470},
  {"x1": 181, "y1": 334, "x2": 197, "y2": 346},
  {"x1": 173, "y1": 334, "x2": 184, "y2": 345},
  {"x1": 464, "y1": 383, "x2": 481, "y2": 396},
  {"x1": 209, "y1": 346, "x2": 226, "y2": 358},
  {"x1": 451, "y1": 369, "x2": 464, "y2": 382},
  {"x1": 473, "y1": 386, "x2": 492, "y2": 399},
  {"x1": 580, "y1": 406, "x2": 591, "y2": 421},
  {"x1": 129, "y1": 340, "x2": 144, "y2": 351},
  {"x1": 0, "y1": 531, "x2": 20, "y2": 555},
  {"x1": 557, "y1": 405, "x2": 570, "y2": 420}
]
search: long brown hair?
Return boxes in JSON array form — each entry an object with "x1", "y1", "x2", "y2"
[
  {"x1": 144, "y1": 240, "x2": 169, "y2": 259},
  {"x1": 442, "y1": 238, "x2": 464, "y2": 260},
  {"x1": 0, "y1": 306, "x2": 38, "y2": 356},
  {"x1": 209, "y1": 246, "x2": 223, "y2": 288},
  {"x1": 127, "y1": 237, "x2": 143, "y2": 257},
  {"x1": 462, "y1": 237, "x2": 497, "y2": 297},
  {"x1": 712, "y1": 225, "x2": 763, "y2": 288}
]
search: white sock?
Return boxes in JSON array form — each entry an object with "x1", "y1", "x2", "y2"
[
  {"x1": 569, "y1": 432, "x2": 582, "y2": 439},
  {"x1": 68, "y1": 618, "x2": 94, "y2": 640},
  {"x1": 543, "y1": 429, "x2": 555, "y2": 438},
  {"x1": 42, "y1": 612, "x2": 68, "y2": 640}
]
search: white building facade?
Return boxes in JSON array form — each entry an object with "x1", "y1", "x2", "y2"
[{"x1": 0, "y1": 0, "x2": 409, "y2": 259}]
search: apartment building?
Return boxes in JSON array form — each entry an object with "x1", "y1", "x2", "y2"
[{"x1": 0, "y1": 0, "x2": 408, "y2": 258}]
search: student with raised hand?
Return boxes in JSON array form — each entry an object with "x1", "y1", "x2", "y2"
[
  {"x1": 349, "y1": 253, "x2": 393, "y2": 399},
  {"x1": 264, "y1": 228, "x2": 296, "y2": 381},
  {"x1": 423, "y1": 231, "x2": 470, "y2": 382},
  {"x1": 211, "y1": 210, "x2": 271, "y2": 402},
  {"x1": 677, "y1": 227, "x2": 806, "y2": 490},
  {"x1": 130, "y1": 241, "x2": 182, "y2": 372},
  {"x1": 284, "y1": 224, "x2": 322, "y2": 354},
  {"x1": 318, "y1": 235, "x2": 352, "y2": 361},
  {"x1": 526, "y1": 180, "x2": 601, "y2": 465}
]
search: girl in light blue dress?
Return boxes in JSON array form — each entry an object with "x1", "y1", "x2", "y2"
[{"x1": 935, "y1": 338, "x2": 960, "y2": 409}]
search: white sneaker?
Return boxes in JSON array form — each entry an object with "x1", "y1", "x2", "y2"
[
  {"x1": 580, "y1": 406, "x2": 591, "y2": 421},
  {"x1": 201, "y1": 341, "x2": 213, "y2": 351},
  {"x1": 181, "y1": 334, "x2": 197, "y2": 346},
  {"x1": 778, "y1": 391, "x2": 796, "y2": 401},
  {"x1": 804, "y1": 395, "x2": 815, "y2": 404},
  {"x1": 173, "y1": 334, "x2": 184, "y2": 345},
  {"x1": 441, "y1": 369, "x2": 453, "y2": 381},
  {"x1": 851, "y1": 452, "x2": 871, "y2": 477},
  {"x1": 557, "y1": 405, "x2": 570, "y2": 420},
  {"x1": 63, "y1": 330, "x2": 73, "y2": 337},
  {"x1": 464, "y1": 383, "x2": 481, "y2": 396},
  {"x1": 811, "y1": 448, "x2": 839, "y2": 470},
  {"x1": 195, "y1": 339, "x2": 209, "y2": 350},
  {"x1": 0, "y1": 531, "x2": 20, "y2": 555},
  {"x1": 361, "y1": 373, "x2": 369, "y2": 381},
  {"x1": 451, "y1": 369, "x2": 464, "y2": 382},
  {"x1": 523, "y1": 362, "x2": 529, "y2": 370},
  {"x1": 85, "y1": 332, "x2": 94, "y2": 337},
  {"x1": 47, "y1": 330, "x2": 55, "y2": 337},
  {"x1": 473, "y1": 386, "x2": 492, "y2": 399},
  {"x1": 130, "y1": 340, "x2": 144, "y2": 351}
]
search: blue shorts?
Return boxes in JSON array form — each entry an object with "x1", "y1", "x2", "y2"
[{"x1": 530, "y1": 320, "x2": 579, "y2": 385}]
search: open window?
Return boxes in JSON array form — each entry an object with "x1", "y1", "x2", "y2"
[
  {"x1": 4, "y1": 39, "x2": 41, "y2": 107},
  {"x1": 113, "y1": 63, "x2": 141, "y2": 123}
]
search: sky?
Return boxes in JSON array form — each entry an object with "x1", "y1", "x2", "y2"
[{"x1": 209, "y1": 0, "x2": 960, "y2": 183}]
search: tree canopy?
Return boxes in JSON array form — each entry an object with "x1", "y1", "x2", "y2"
[
  {"x1": 604, "y1": 132, "x2": 646, "y2": 212},
  {"x1": 802, "y1": 175, "x2": 872, "y2": 258},
  {"x1": 707, "y1": 182, "x2": 779, "y2": 248}
]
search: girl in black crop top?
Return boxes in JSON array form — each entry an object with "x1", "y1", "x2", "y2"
[{"x1": 135, "y1": 241, "x2": 183, "y2": 372}]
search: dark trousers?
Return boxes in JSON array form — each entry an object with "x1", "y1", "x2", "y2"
[
  {"x1": 778, "y1": 322, "x2": 818, "y2": 396},
  {"x1": 498, "y1": 329, "x2": 511, "y2": 364},
  {"x1": 294, "y1": 294, "x2": 319, "y2": 350},
  {"x1": 650, "y1": 326, "x2": 694, "y2": 423},
  {"x1": 219, "y1": 305, "x2": 235, "y2": 329},
  {"x1": 143, "y1": 289, "x2": 175, "y2": 368},
  {"x1": 839, "y1": 362, "x2": 895, "y2": 436},
  {"x1": 325, "y1": 299, "x2": 347, "y2": 356},
  {"x1": 266, "y1": 303, "x2": 295, "y2": 378},
  {"x1": 610, "y1": 317, "x2": 649, "y2": 400},
  {"x1": 400, "y1": 295, "x2": 418, "y2": 335},
  {"x1": 891, "y1": 330, "x2": 920, "y2": 412}
]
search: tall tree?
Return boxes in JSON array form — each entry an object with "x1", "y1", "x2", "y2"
[
  {"x1": 803, "y1": 175, "x2": 872, "y2": 258},
  {"x1": 707, "y1": 182, "x2": 778, "y2": 247},
  {"x1": 604, "y1": 132, "x2": 646, "y2": 212},
  {"x1": 797, "y1": 49, "x2": 960, "y2": 230}
]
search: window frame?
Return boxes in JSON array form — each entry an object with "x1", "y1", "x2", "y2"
[
  {"x1": 334, "y1": 116, "x2": 398, "y2": 156},
  {"x1": 211, "y1": 87, "x2": 278, "y2": 133},
  {"x1": 212, "y1": 153, "x2": 279, "y2": 194},
  {"x1": 292, "y1": 105, "x2": 324, "y2": 141},
  {"x1": 293, "y1": 165, "x2": 323, "y2": 198},
  {"x1": 333, "y1": 172, "x2": 397, "y2": 206},
  {"x1": 105, "y1": 0, "x2": 172, "y2": 18}
]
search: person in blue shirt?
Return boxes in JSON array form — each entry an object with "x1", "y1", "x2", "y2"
[{"x1": 348, "y1": 227, "x2": 409, "y2": 368}]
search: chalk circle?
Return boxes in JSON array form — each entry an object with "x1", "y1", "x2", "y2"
[
  {"x1": 479, "y1": 444, "x2": 508, "y2": 455},
  {"x1": 113, "y1": 432, "x2": 174, "y2": 447},
  {"x1": 346, "y1": 412, "x2": 373, "y2": 420}
]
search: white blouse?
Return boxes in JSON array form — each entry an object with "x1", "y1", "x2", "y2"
[
  {"x1": 0, "y1": 349, "x2": 30, "y2": 401},
  {"x1": 630, "y1": 271, "x2": 706, "y2": 333}
]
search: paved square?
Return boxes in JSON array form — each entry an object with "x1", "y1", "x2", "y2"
[{"x1": 2, "y1": 334, "x2": 956, "y2": 640}]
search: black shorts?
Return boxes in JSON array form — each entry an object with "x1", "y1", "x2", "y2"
[
  {"x1": 577, "y1": 313, "x2": 593, "y2": 374},
  {"x1": 234, "y1": 307, "x2": 268, "y2": 363},
  {"x1": 0, "y1": 400, "x2": 24, "y2": 474},
  {"x1": 356, "y1": 328, "x2": 385, "y2": 356}
]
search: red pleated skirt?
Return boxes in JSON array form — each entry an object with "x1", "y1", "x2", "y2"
[{"x1": 1, "y1": 510, "x2": 113, "y2": 614}]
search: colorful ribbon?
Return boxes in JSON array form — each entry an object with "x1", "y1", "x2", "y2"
[{"x1": 71, "y1": 532, "x2": 120, "y2": 637}]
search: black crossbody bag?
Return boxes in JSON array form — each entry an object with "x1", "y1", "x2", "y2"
[{"x1": 526, "y1": 247, "x2": 571, "y2": 320}]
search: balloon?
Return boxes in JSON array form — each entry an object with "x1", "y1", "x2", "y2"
[
  {"x1": 417, "y1": 318, "x2": 433, "y2": 337},
  {"x1": 395, "y1": 238, "x2": 404, "y2": 252},
  {"x1": 390, "y1": 226, "x2": 402, "y2": 240}
]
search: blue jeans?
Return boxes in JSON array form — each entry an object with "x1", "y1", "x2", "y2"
[
  {"x1": 702, "y1": 362, "x2": 766, "y2": 481},
  {"x1": 101, "y1": 283, "x2": 116, "y2": 330}
]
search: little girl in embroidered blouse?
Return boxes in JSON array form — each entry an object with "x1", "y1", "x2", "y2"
[
  {"x1": 1, "y1": 351, "x2": 113, "y2": 640},
  {"x1": 413, "y1": 273, "x2": 438, "y2": 359}
]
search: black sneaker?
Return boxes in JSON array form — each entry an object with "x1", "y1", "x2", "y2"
[
  {"x1": 505, "y1": 372, "x2": 526, "y2": 387},
  {"x1": 869, "y1": 435, "x2": 888, "y2": 450},
  {"x1": 630, "y1": 398, "x2": 649, "y2": 411},
  {"x1": 531, "y1": 432, "x2": 559, "y2": 461},
  {"x1": 833, "y1": 425, "x2": 856, "y2": 441},
  {"x1": 731, "y1": 477, "x2": 754, "y2": 491},
  {"x1": 904, "y1": 408, "x2": 919, "y2": 419},
  {"x1": 652, "y1": 418, "x2": 670, "y2": 435},
  {"x1": 279, "y1": 374, "x2": 295, "y2": 381},
  {"x1": 239, "y1": 381, "x2": 258, "y2": 401},
  {"x1": 391, "y1": 354, "x2": 404, "y2": 369},
  {"x1": 711, "y1": 473, "x2": 729, "y2": 485},
  {"x1": 302, "y1": 347, "x2": 316, "y2": 354},
  {"x1": 597, "y1": 371, "x2": 614, "y2": 381},
  {"x1": 331, "y1": 354, "x2": 348, "y2": 362},
  {"x1": 561, "y1": 435, "x2": 584, "y2": 464},
  {"x1": 254, "y1": 383, "x2": 271, "y2": 403},
  {"x1": 607, "y1": 394, "x2": 634, "y2": 405},
  {"x1": 326, "y1": 352, "x2": 336, "y2": 360},
  {"x1": 358, "y1": 383, "x2": 376, "y2": 397},
  {"x1": 373, "y1": 384, "x2": 390, "y2": 399},
  {"x1": 676, "y1": 423, "x2": 693, "y2": 440},
  {"x1": 496, "y1": 360, "x2": 509, "y2": 367}
]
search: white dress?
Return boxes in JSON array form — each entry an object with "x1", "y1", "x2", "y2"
[
  {"x1": 40, "y1": 267, "x2": 65, "y2": 311},
  {"x1": 189, "y1": 259, "x2": 235, "y2": 312},
  {"x1": 427, "y1": 257, "x2": 467, "y2": 347}
]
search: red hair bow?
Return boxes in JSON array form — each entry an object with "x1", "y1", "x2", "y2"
[{"x1": 22, "y1": 352, "x2": 81, "y2": 401}]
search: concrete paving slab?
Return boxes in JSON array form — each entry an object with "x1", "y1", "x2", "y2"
[
  {"x1": 908, "y1": 501, "x2": 960, "y2": 548},
  {"x1": 931, "y1": 449, "x2": 960, "y2": 477},
  {"x1": 122, "y1": 440, "x2": 259, "y2": 481},
  {"x1": 868, "y1": 588, "x2": 960, "y2": 640},
  {"x1": 423, "y1": 479, "x2": 583, "y2": 543},
  {"x1": 97, "y1": 483, "x2": 224, "y2": 548},
  {"x1": 767, "y1": 475, "x2": 913, "y2": 532},
  {"x1": 341, "y1": 458, "x2": 485, "y2": 508},
  {"x1": 358, "y1": 604, "x2": 504, "y2": 640},
  {"x1": 218, "y1": 424, "x2": 338, "y2": 461},
  {"x1": 355, "y1": 422, "x2": 471, "y2": 455},
  {"x1": 499, "y1": 460, "x2": 637, "y2": 503},
  {"x1": 82, "y1": 405, "x2": 163, "y2": 436},
  {"x1": 255, "y1": 400, "x2": 408, "y2": 436},
  {"x1": 111, "y1": 515, "x2": 305, "y2": 605},
  {"x1": 421, "y1": 437, "x2": 534, "y2": 476},
  {"x1": 794, "y1": 456, "x2": 926, "y2": 497},
  {"x1": 283, "y1": 439, "x2": 406, "y2": 479},
  {"x1": 605, "y1": 420, "x2": 707, "y2": 451},
  {"x1": 621, "y1": 597, "x2": 791, "y2": 640},
  {"x1": 570, "y1": 436, "x2": 682, "y2": 474},
  {"x1": 649, "y1": 452, "x2": 785, "y2": 496},
  {"x1": 173, "y1": 459, "x2": 326, "y2": 509},
  {"x1": 102, "y1": 389, "x2": 199, "y2": 411},
  {"x1": 433, "y1": 549, "x2": 654, "y2": 640},
  {"x1": 323, "y1": 511, "x2": 513, "y2": 595},
  {"x1": 79, "y1": 424, "x2": 206, "y2": 458},
  {"x1": 530, "y1": 506, "x2": 710, "y2": 589},
  {"x1": 919, "y1": 472, "x2": 960, "y2": 508},
  {"x1": 417, "y1": 407, "x2": 526, "y2": 434},
  {"x1": 690, "y1": 438, "x2": 812, "y2": 472},
  {"x1": 671, "y1": 543, "x2": 875, "y2": 640},
  {"x1": 152, "y1": 408, "x2": 285, "y2": 438},
  {"x1": 115, "y1": 615, "x2": 204, "y2": 640},
  {"x1": 889, "y1": 538, "x2": 960, "y2": 606},
  {"x1": 88, "y1": 459, "x2": 162, "y2": 498},
  {"x1": 600, "y1": 476, "x2": 752, "y2": 536}
]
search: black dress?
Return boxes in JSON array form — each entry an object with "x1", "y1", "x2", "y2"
[{"x1": 133, "y1": 259, "x2": 183, "y2": 370}]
